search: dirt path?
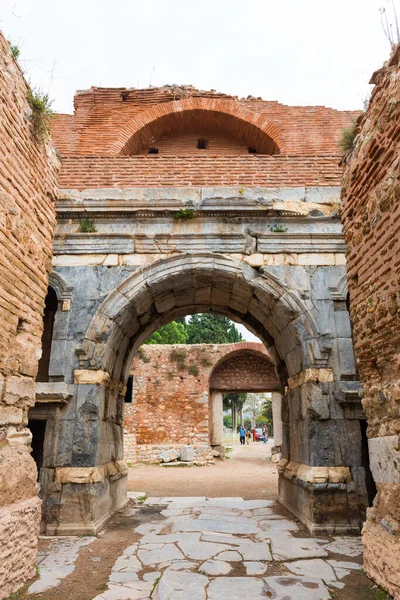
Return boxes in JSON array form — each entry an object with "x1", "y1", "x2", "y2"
[{"x1": 128, "y1": 441, "x2": 279, "y2": 500}]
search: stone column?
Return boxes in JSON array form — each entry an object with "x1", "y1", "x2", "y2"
[
  {"x1": 210, "y1": 390, "x2": 224, "y2": 457},
  {"x1": 271, "y1": 391, "x2": 282, "y2": 463}
]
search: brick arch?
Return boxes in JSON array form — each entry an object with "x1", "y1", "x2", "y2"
[
  {"x1": 209, "y1": 346, "x2": 280, "y2": 393},
  {"x1": 113, "y1": 98, "x2": 281, "y2": 155}
]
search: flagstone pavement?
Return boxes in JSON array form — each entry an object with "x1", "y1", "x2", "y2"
[{"x1": 28, "y1": 495, "x2": 366, "y2": 600}]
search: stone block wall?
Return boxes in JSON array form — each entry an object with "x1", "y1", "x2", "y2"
[
  {"x1": 0, "y1": 32, "x2": 59, "y2": 599},
  {"x1": 341, "y1": 46, "x2": 400, "y2": 598},
  {"x1": 124, "y1": 342, "x2": 278, "y2": 461}
]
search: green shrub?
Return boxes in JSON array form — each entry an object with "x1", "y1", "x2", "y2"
[
  {"x1": 78, "y1": 218, "x2": 97, "y2": 233},
  {"x1": 269, "y1": 223, "x2": 288, "y2": 233},
  {"x1": 10, "y1": 44, "x2": 20, "y2": 59},
  {"x1": 27, "y1": 88, "x2": 53, "y2": 142},
  {"x1": 172, "y1": 208, "x2": 196, "y2": 220}
]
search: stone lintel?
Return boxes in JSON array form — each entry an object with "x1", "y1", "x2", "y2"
[
  {"x1": 35, "y1": 382, "x2": 73, "y2": 404},
  {"x1": 55, "y1": 459, "x2": 128, "y2": 484},
  {"x1": 73, "y1": 369, "x2": 110, "y2": 386},
  {"x1": 278, "y1": 459, "x2": 352, "y2": 484},
  {"x1": 287, "y1": 368, "x2": 334, "y2": 390}
]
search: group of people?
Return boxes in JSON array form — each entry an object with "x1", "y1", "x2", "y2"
[{"x1": 239, "y1": 425, "x2": 268, "y2": 445}]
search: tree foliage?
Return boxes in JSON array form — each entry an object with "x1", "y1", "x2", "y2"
[
  {"x1": 144, "y1": 321, "x2": 188, "y2": 345},
  {"x1": 143, "y1": 313, "x2": 244, "y2": 347},
  {"x1": 186, "y1": 314, "x2": 244, "y2": 344}
]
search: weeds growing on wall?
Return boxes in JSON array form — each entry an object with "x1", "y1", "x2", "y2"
[
  {"x1": 10, "y1": 44, "x2": 20, "y2": 59},
  {"x1": 338, "y1": 119, "x2": 358, "y2": 153},
  {"x1": 27, "y1": 88, "x2": 53, "y2": 142},
  {"x1": 78, "y1": 218, "x2": 97, "y2": 233},
  {"x1": 269, "y1": 223, "x2": 288, "y2": 233},
  {"x1": 137, "y1": 347, "x2": 150, "y2": 363},
  {"x1": 172, "y1": 208, "x2": 197, "y2": 220},
  {"x1": 170, "y1": 348, "x2": 187, "y2": 371},
  {"x1": 188, "y1": 364, "x2": 199, "y2": 377}
]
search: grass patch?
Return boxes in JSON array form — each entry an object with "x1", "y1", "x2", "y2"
[
  {"x1": 170, "y1": 349, "x2": 187, "y2": 371},
  {"x1": 338, "y1": 118, "x2": 358, "y2": 153},
  {"x1": 188, "y1": 364, "x2": 199, "y2": 377},
  {"x1": 27, "y1": 87, "x2": 53, "y2": 143},
  {"x1": 137, "y1": 347, "x2": 150, "y2": 363}
]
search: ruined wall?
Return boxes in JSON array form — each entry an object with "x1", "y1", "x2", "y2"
[
  {"x1": 0, "y1": 32, "x2": 59, "y2": 599},
  {"x1": 124, "y1": 343, "x2": 276, "y2": 462},
  {"x1": 341, "y1": 46, "x2": 400, "y2": 598},
  {"x1": 51, "y1": 86, "x2": 356, "y2": 157}
]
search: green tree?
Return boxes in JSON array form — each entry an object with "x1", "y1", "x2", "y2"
[
  {"x1": 186, "y1": 314, "x2": 244, "y2": 344},
  {"x1": 144, "y1": 321, "x2": 188, "y2": 345}
]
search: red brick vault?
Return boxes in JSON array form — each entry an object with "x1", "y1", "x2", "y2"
[{"x1": 124, "y1": 342, "x2": 279, "y2": 463}]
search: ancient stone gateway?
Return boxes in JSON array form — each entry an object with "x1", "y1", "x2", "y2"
[
  {"x1": 30, "y1": 86, "x2": 369, "y2": 537},
  {"x1": 123, "y1": 342, "x2": 280, "y2": 463}
]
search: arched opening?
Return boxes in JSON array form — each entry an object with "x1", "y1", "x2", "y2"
[
  {"x1": 209, "y1": 348, "x2": 280, "y2": 456},
  {"x1": 49, "y1": 253, "x2": 367, "y2": 536},
  {"x1": 37, "y1": 286, "x2": 58, "y2": 383},
  {"x1": 115, "y1": 99, "x2": 281, "y2": 156}
]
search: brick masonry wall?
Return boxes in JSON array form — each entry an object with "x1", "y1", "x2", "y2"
[
  {"x1": 124, "y1": 343, "x2": 278, "y2": 461},
  {"x1": 51, "y1": 86, "x2": 356, "y2": 157},
  {"x1": 341, "y1": 46, "x2": 400, "y2": 598},
  {"x1": 58, "y1": 155, "x2": 343, "y2": 189},
  {"x1": 0, "y1": 32, "x2": 59, "y2": 599}
]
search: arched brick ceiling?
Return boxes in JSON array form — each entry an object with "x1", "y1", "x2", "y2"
[
  {"x1": 210, "y1": 349, "x2": 280, "y2": 392},
  {"x1": 117, "y1": 98, "x2": 281, "y2": 155}
]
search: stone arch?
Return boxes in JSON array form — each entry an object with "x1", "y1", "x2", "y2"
[
  {"x1": 48, "y1": 272, "x2": 73, "y2": 302},
  {"x1": 113, "y1": 98, "x2": 281, "y2": 155},
  {"x1": 56, "y1": 254, "x2": 368, "y2": 536},
  {"x1": 80, "y1": 253, "x2": 327, "y2": 386}
]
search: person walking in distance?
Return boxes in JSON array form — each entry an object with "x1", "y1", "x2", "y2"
[
  {"x1": 239, "y1": 425, "x2": 246, "y2": 445},
  {"x1": 246, "y1": 429, "x2": 252, "y2": 445}
]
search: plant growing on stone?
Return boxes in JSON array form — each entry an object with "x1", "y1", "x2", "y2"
[
  {"x1": 78, "y1": 217, "x2": 97, "y2": 233},
  {"x1": 10, "y1": 44, "x2": 20, "y2": 59},
  {"x1": 137, "y1": 347, "x2": 150, "y2": 363},
  {"x1": 172, "y1": 208, "x2": 196, "y2": 220},
  {"x1": 269, "y1": 223, "x2": 288, "y2": 233},
  {"x1": 200, "y1": 357, "x2": 212, "y2": 367},
  {"x1": 188, "y1": 364, "x2": 199, "y2": 377},
  {"x1": 170, "y1": 348, "x2": 187, "y2": 371},
  {"x1": 338, "y1": 119, "x2": 358, "y2": 153},
  {"x1": 27, "y1": 87, "x2": 53, "y2": 142}
]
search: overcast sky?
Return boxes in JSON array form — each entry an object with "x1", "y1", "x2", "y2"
[
  {"x1": 1, "y1": 0, "x2": 397, "y2": 115},
  {"x1": 1, "y1": 0, "x2": 397, "y2": 341}
]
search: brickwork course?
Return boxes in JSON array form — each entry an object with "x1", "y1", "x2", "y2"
[
  {"x1": 0, "y1": 32, "x2": 59, "y2": 600},
  {"x1": 124, "y1": 342, "x2": 278, "y2": 462},
  {"x1": 341, "y1": 44, "x2": 400, "y2": 598}
]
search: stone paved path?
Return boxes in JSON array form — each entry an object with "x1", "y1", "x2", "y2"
[{"x1": 29, "y1": 496, "x2": 365, "y2": 600}]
